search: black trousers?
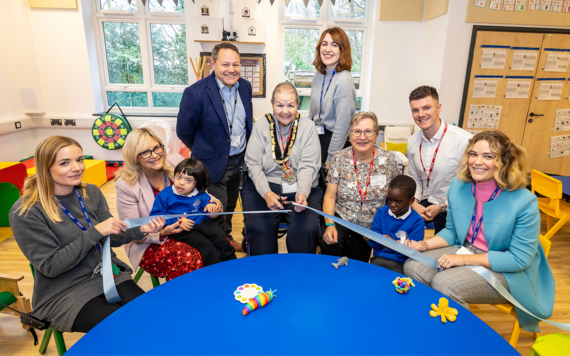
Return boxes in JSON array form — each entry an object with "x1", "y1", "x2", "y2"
[
  {"x1": 319, "y1": 214, "x2": 372, "y2": 263},
  {"x1": 242, "y1": 179, "x2": 323, "y2": 256},
  {"x1": 174, "y1": 219, "x2": 237, "y2": 266},
  {"x1": 72, "y1": 280, "x2": 144, "y2": 333},
  {"x1": 318, "y1": 127, "x2": 351, "y2": 165},
  {"x1": 419, "y1": 199, "x2": 447, "y2": 235},
  {"x1": 370, "y1": 256, "x2": 405, "y2": 275},
  {"x1": 208, "y1": 151, "x2": 244, "y2": 240}
]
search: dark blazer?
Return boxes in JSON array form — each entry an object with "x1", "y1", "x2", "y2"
[{"x1": 177, "y1": 72, "x2": 253, "y2": 183}]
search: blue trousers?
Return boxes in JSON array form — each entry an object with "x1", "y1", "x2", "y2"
[{"x1": 242, "y1": 179, "x2": 323, "y2": 256}]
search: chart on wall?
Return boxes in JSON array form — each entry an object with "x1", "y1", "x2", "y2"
[
  {"x1": 550, "y1": 134, "x2": 570, "y2": 158},
  {"x1": 200, "y1": 52, "x2": 266, "y2": 98},
  {"x1": 554, "y1": 108, "x2": 570, "y2": 132},
  {"x1": 466, "y1": 104, "x2": 502, "y2": 129}
]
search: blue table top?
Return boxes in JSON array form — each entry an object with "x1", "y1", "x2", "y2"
[
  {"x1": 67, "y1": 254, "x2": 518, "y2": 356},
  {"x1": 551, "y1": 175, "x2": 570, "y2": 197}
]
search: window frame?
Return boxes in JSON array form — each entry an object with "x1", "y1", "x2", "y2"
[
  {"x1": 279, "y1": 0, "x2": 371, "y2": 114},
  {"x1": 93, "y1": 0, "x2": 188, "y2": 113}
]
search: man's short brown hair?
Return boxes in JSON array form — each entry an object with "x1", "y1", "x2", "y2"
[
  {"x1": 212, "y1": 42, "x2": 240, "y2": 62},
  {"x1": 409, "y1": 86, "x2": 439, "y2": 102}
]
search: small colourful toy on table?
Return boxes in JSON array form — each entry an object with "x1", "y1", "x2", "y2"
[
  {"x1": 392, "y1": 277, "x2": 415, "y2": 294},
  {"x1": 429, "y1": 297, "x2": 458, "y2": 323},
  {"x1": 233, "y1": 283, "x2": 276, "y2": 316}
]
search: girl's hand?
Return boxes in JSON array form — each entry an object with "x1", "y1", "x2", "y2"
[
  {"x1": 160, "y1": 220, "x2": 183, "y2": 237},
  {"x1": 140, "y1": 217, "x2": 166, "y2": 234},
  {"x1": 179, "y1": 217, "x2": 195, "y2": 231},
  {"x1": 294, "y1": 194, "x2": 308, "y2": 212},
  {"x1": 438, "y1": 254, "x2": 464, "y2": 270},
  {"x1": 95, "y1": 218, "x2": 128, "y2": 236},
  {"x1": 322, "y1": 226, "x2": 338, "y2": 245},
  {"x1": 264, "y1": 191, "x2": 286, "y2": 211}
]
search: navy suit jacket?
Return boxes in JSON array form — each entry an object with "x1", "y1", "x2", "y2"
[{"x1": 176, "y1": 73, "x2": 253, "y2": 184}]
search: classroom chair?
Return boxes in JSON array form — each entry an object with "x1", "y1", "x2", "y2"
[
  {"x1": 531, "y1": 169, "x2": 570, "y2": 240},
  {"x1": 29, "y1": 264, "x2": 67, "y2": 356},
  {"x1": 0, "y1": 273, "x2": 32, "y2": 329},
  {"x1": 383, "y1": 126, "x2": 412, "y2": 156},
  {"x1": 132, "y1": 268, "x2": 161, "y2": 289},
  {"x1": 483, "y1": 234, "x2": 551, "y2": 348},
  {"x1": 141, "y1": 119, "x2": 174, "y2": 154}
]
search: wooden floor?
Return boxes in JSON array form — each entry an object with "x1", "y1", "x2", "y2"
[{"x1": 0, "y1": 179, "x2": 569, "y2": 356}]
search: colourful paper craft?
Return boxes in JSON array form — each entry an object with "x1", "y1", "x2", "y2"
[
  {"x1": 234, "y1": 283, "x2": 264, "y2": 304},
  {"x1": 429, "y1": 297, "x2": 458, "y2": 323}
]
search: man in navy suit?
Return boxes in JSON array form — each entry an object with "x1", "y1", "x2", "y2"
[{"x1": 177, "y1": 43, "x2": 253, "y2": 252}]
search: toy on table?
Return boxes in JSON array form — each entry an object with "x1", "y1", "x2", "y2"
[
  {"x1": 332, "y1": 256, "x2": 348, "y2": 269},
  {"x1": 234, "y1": 283, "x2": 264, "y2": 304},
  {"x1": 429, "y1": 297, "x2": 458, "y2": 323},
  {"x1": 392, "y1": 277, "x2": 415, "y2": 294},
  {"x1": 242, "y1": 290, "x2": 276, "y2": 316}
]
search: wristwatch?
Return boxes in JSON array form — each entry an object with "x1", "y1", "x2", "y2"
[{"x1": 439, "y1": 203, "x2": 447, "y2": 213}]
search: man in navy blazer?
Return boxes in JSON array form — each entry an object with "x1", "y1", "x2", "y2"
[{"x1": 177, "y1": 43, "x2": 253, "y2": 252}]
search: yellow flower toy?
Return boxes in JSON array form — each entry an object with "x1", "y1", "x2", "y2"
[{"x1": 429, "y1": 297, "x2": 458, "y2": 323}]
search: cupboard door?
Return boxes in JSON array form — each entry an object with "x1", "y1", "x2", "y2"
[{"x1": 521, "y1": 33, "x2": 570, "y2": 175}]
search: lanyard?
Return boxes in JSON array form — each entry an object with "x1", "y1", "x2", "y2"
[
  {"x1": 317, "y1": 69, "x2": 336, "y2": 120},
  {"x1": 218, "y1": 87, "x2": 238, "y2": 135},
  {"x1": 60, "y1": 189, "x2": 93, "y2": 230},
  {"x1": 419, "y1": 121, "x2": 448, "y2": 188},
  {"x1": 352, "y1": 148, "x2": 375, "y2": 210},
  {"x1": 470, "y1": 181, "x2": 501, "y2": 245},
  {"x1": 277, "y1": 123, "x2": 293, "y2": 169}
]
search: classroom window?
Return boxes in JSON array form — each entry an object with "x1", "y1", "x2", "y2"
[
  {"x1": 285, "y1": 0, "x2": 321, "y2": 18},
  {"x1": 95, "y1": 0, "x2": 187, "y2": 112},
  {"x1": 331, "y1": 0, "x2": 366, "y2": 20}
]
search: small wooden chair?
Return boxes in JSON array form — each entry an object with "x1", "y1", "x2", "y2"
[
  {"x1": 0, "y1": 273, "x2": 32, "y2": 330},
  {"x1": 531, "y1": 169, "x2": 570, "y2": 240},
  {"x1": 133, "y1": 268, "x2": 161, "y2": 289},
  {"x1": 487, "y1": 234, "x2": 551, "y2": 348},
  {"x1": 29, "y1": 264, "x2": 67, "y2": 356}
]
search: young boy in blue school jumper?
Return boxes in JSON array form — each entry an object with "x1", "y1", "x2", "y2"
[
  {"x1": 367, "y1": 175, "x2": 425, "y2": 274},
  {"x1": 150, "y1": 158, "x2": 236, "y2": 266}
]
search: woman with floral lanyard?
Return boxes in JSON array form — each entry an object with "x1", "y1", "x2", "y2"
[
  {"x1": 321, "y1": 112, "x2": 400, "y2": 262},
  {"x1": 243, "y1": 82, "x2": 323, "y2": 255}
]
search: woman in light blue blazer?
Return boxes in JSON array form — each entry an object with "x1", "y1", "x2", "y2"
[{"x1": 404, "y1": 130, "x2": 554, "y2": 332}]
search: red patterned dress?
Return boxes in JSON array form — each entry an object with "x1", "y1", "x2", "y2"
[{"x1": 139, "y1": 184, "x2": 204, "y2": 281}]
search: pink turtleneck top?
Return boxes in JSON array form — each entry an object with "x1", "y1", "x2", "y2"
[{"x1": 465, "y1": 180, "x2": 501, "y2": 258}]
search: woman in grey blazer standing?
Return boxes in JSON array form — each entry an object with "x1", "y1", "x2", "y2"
[{"x1": 310, "y1": 27, "x2": 357, "y2": 172}]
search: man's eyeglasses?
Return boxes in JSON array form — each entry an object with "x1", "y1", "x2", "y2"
[
  {"x1": 351, "y1": 129, "x2": 375, "y2": 137},
  {"x1": 139, "y1": 144, "x2": 164, "y2": 159}
]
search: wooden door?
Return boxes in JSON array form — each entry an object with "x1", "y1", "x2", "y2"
[
  {"x1": 521, "y1": 33, "x2": 570, "y2": 175},
  {"x1": 462, "y1": 31, "x2": 544, "y2": 145}
]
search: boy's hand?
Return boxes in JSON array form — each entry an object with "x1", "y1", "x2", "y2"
[{"x1": 179, "y1": 216, "x2": 195, "y2": 231}]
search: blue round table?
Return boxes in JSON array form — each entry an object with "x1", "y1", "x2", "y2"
[{"x1": 67, "y1": 254, "x2": 518, "y2": 355}]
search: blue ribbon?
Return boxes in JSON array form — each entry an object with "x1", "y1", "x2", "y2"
[
  {"x1": 123, "y1": 210, "x2": 291, "y2": 229},
  {"x1": 292, "y1": 203, "x2": 570, "y2": 332}
]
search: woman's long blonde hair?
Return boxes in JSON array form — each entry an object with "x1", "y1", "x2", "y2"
[
  {"x1": 115, "y1": 128, "x2": 173, "y2": 185},
  {"x1": 456, "y1": 131, "x2": 530, "y2": 191},
  {"x1": 18, "y1": 136, "x2": 86, "y2": 223}
]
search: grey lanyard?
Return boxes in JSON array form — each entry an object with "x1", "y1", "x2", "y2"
[{"x1": 218, "y1": 87, "x2": 238, "y2": 135}]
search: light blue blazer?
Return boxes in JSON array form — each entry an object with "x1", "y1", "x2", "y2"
[{"x1": 439, "y1": 178, "x2": 555, "y2": 332}]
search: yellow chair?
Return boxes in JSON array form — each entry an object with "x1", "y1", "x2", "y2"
[
  {"x1": 488, "y1": 234, "x2": 551, "y2": 348},
  {"x1": 531, "y1": 169, "x2": 570, "y2": 240}
]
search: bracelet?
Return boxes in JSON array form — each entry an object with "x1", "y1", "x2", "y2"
[{"x1": 325, "y1": 223, "x2": 336, "y2": 228}]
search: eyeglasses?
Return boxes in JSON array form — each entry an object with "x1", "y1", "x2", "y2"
[
  {"x1": 351, "y1": 129, "x2": 375, "y2": 137},
  {"x1": 139, "y1": 144, "x2": 164, "y2": 159}
]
